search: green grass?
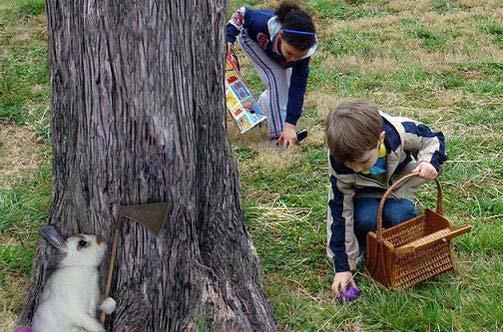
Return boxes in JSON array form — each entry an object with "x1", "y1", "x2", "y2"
[
  {"x1": 0, "y1": 0, "x2": 45, "y2": 17},
  {"x1": 0, "y1": 244, "x2": 35, "y2": 273},
  {"x1": 0, "y1": 164, "x2": 52, "y2": 232},
  {"x1": 0, "y1": 2, "x2": 52, "y2": 326},
  {"x1": 482, "y1": 22, "x2": 503, "y2": 48},
  {"x1": 16, "y1": 0, "x2": 45, "y2": 16},
  {"x1": 231, "y1": 1, "x2": 503, "y2": 331},
  {"x1": 307, "y1": 59, "x2": 503, "y2": 101},
  {"x1": 325, "y1": 28, "x2": 382, "y2": 57},
  {"x1": 0, "y1": 0, "x2": 49, "y2": 138},
  {"x1": 310, "y1": 0, "x2": 382, "y2": 20},
  {"x1": 473, "y1": 15, "x2": 503, "y2": 49},
  {"x1": 0, "y1": 45, "x2": 49, "y2": 125},
  {"x1": 1, "y1": 0, "x2": 503, "y2": 330},
  {"x1": 409, "y1": 27, "x2": 447, "y2": 52},
  {"x1": 430, "y1": 0, "x2": 460, "y2": 14}
]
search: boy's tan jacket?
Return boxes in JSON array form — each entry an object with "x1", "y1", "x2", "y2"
[{"x1": 326, "y1": 112, "x2": 447, "y2": 272}]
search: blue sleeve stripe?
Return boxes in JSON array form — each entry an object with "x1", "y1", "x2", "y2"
[
  {"x1": 285, "y1": 59, "x2": 310, "y2": 125},
  {"x1": 402, "y1": 122, "x2": 438, "y2": 138},
  {"x1": 431, "y1": 149, "x2": 448, "y2": 171},
  {"x1": 382, "y1": 117, "x2": 401, "y2": 151},
  {"x1": 329, "y1": 176, "x2": 350, "y2": 272},
  {"x1": 402, "y1": 121, "x2": 447, "y2": 171}
]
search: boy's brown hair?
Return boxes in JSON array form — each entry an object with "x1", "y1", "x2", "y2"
[{"x1": 326, "y1": 101, "x2": 382, "y2": 162}]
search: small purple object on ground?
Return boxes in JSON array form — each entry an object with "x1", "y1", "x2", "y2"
[
  {"x1": 337, "y1": 286, "x2": 361, "y2": 304},
  {"x1": 15, "y1": 328, "x2": 32, "y2": 332}
]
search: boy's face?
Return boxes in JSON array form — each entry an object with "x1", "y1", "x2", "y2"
[{"x1": 344, "y1": 132, "x2": 385, "y2": 173}]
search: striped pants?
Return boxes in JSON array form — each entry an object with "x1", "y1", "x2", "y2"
[{"x1": 239, "y1": 31, "x2": 291, "y2": 139}]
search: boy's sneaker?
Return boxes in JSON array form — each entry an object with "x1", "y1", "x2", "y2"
[{"x1": 296, "y1": 130, "x2": 308, "y2": 143}]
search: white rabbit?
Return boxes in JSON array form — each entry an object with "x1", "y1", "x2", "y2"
[{"x1": 32, "y1": 226, "x2": 116, "y2": 332}]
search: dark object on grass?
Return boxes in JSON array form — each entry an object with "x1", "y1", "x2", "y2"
[
  {"x1": 337, "y1": 286, "x2": 361, "y2": 304},
  {"x1": 296, "y1": 130, "x2": 308, "y2": 143}
]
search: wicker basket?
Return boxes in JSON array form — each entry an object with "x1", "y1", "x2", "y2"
[{"x1": 365, "y1": 172, "x2": 471, "y2": 289}]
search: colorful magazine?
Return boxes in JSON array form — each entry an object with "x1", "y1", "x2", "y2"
[{"x1": 225, "y1": 53, "x2": 267, "y2": 133}]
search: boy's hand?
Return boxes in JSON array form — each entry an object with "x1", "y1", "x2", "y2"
[
  {"x1": 413, "y1": 162, "x2": 438, "y2": 180},
  {"x1": 276, "y1": 123, "x2": 297, "y2": 148},
  {"x1": 332, "y1": 271, "x2": 357, "y2": 295}
]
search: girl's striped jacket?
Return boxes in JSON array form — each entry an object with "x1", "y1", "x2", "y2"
[{"x1": 226, "y1": 7, "x2": 317, "y2": 126}]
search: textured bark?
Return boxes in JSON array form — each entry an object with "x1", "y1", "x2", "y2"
[{"x1": 19, "y1": 0, "x2": 276, "y2": 331}]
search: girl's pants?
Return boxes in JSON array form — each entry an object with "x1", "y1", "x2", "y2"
[
  {"x1": 353, "y1": 198, "x2": 420, "y2": 249},
  {"x1": 238, "y1": 30, "x2": 291, "y2": 139}
]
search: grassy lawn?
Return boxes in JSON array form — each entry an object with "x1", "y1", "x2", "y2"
[
  {"x1": 1, "y1": 0, "x2": 502, "y2": 331},
  {"x1": 0, "y1": 0, "x2": 52, "y2": 329}
]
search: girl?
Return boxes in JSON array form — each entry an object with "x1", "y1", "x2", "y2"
[{"x1": 226, "y1": 2, "x2": 317, "y2": 147}]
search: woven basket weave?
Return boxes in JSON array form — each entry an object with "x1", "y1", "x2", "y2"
[{"x1": 365, "y1": 172, "x2": 471, "y2": 289}]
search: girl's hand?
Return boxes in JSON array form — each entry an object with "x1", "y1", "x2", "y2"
[
  {"x1": 276, "y1": 123, "x2": 297, "y2": 148},
  {"x1": 332, "y1": 271, "x2": 357, "y2": 295},
  {"x1": 413, "y1": 162, "x2": 438, "y2": 180}
]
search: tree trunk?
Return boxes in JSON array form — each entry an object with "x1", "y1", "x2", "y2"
[{"x1": 19, "y1": 0, "x2": 276, "y2": 331}]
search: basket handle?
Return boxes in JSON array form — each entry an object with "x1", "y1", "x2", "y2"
[
  {"x1": 394, "y1": 225, "x2": 471, "y2": 255},
  {"x1": 376, "y1": 171, "x2": 443, "y2": 241}
]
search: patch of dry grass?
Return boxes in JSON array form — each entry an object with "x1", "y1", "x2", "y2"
[
  {"x1": 0, "y1": 271, "x2": 30, "y2": 332},
  {"x1": 1, "y1": 12, "x2": 47, "y2": 46},
  {"x1": 301, "y1": 123, "x2": 326, "y2": 149},
  {"x1": 318, "y1": 5, "x2": 503, "y2": 78},
  {"x1": 227, "y1": 116, "x2": 306, "y2": 172},
  {"x1": 304, "y1": 92, "x2": 341, "y2": 124},
  {"x1": 247, "y1": 202, "x2": 313, "y2": 233},
  {"x1": 0, "y1": 122, "x2": 42, "y2": 190},
  {"x1": 387, "y1": 0, "x2": 502, "y2": 13},
  {"x1": 254, "y1": 147, "x2": 295, "y2": 169}
]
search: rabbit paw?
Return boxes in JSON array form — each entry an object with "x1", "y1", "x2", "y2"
[{"x1": 99, "y1": 297, "x2": 116, "y2": 314}]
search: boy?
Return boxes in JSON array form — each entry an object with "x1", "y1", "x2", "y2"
[{"x1": 325, "y1": 101, "x2": 447, "y2": 294}]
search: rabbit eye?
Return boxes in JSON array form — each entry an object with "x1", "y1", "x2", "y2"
[{"x1": 77, "y1": 240, "x2": 87, "y2": 249}]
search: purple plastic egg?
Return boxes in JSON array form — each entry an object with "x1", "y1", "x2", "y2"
[
  {"x1": 337, "y1": 286, "x2": 361, "y2": 304},
  {"x1": 15, "y1": 328, "x2": 32, "y2": 332}
]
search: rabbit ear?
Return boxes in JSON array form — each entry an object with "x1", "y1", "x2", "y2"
[{"x1": 41, "y1": 225, "x2": 67, "y2": 251}]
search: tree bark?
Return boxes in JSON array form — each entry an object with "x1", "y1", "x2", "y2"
[{"x1": 19, "y1": 0, "x2": 276, "y2": 331}]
